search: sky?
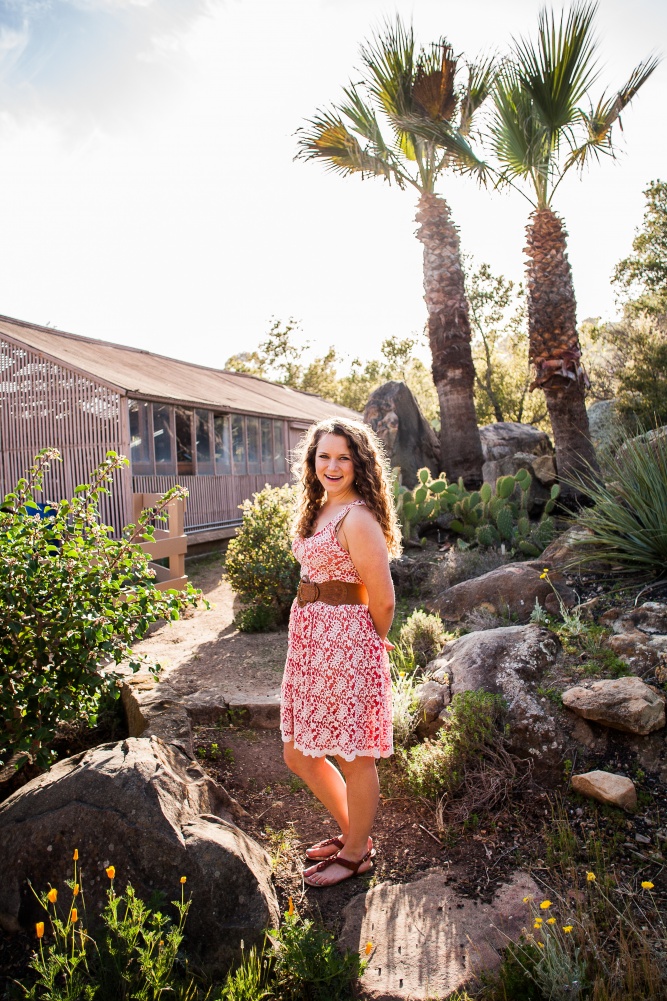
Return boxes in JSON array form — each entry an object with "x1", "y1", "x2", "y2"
[{"x1": 0, "y1": 0, "x2": 665, "y2": 372}]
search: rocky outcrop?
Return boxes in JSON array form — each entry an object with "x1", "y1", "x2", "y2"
[
  {"x1": 0, "y1": 737, "x2": 278, "y2": 973},
  {"x1": 479, "y1": 422, "x2": 555, "y2": 513},
  {"x1": 539, "y1": 526, "x2": 610, "y2": 572},
  {"x1": 600, "y1": 603, "x2": 667, "y2": 674},
  {"x1": 364, "y1": 381, "x2": 441, "y2": 487},
  {"x1": 340, "y1": 868, "x2": 539, "y2": 1001},
  {"x1": 428, "y1": 561, "x2": 576, "y2": 624},
  {"x1": 571, "y1": 770, "x2": 637, "y2": 811},
  {"x1": 587, "y1": 399, "x2": 621, "y2": 452},
  {"x1": 562, "y1": 676, "x2": 666, "y2": 735},
  {"x1": 414, "y1": 625, "x2": 562, "y2": 762}
]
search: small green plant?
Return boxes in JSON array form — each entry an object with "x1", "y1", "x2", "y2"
[
  {"x1": 399, "y1": 690, "x2": 507, "y2": 801},
  {"x1": 390, "y1": 657, "x2": 420, "y2": 749},
  {"x1": 268, "y1": 900, "x2": 364, "y2": 1001},
  {"x1": 216, "y1": 944, "x2": 273, "y2": 1001},
  {"x1": 23, "y1": 853, "x2": 192, "y2": 1000},
  {"x1": 398, "y1": 609, "x2": 448, "y2": 668},
  {"x1": 225, "y1": 484, "x2": 300, "y2": 632},
  {"x1": 392, "y1": 466, "x2": 452, "y2": 542},
  {"x1": 0, "y1": 450, "x2": 202, "y2": 772}
]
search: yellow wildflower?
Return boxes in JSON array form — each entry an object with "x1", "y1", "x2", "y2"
[
  {"x1": 365, "y1": 941, "x2": 373, "y2": 955},
  {"x1": 586, "y1": 871, "x2": 596, "y2": 882},
  {"x1": 534, "y1": 919, "x2": 543, "y2": 928},
  {"x1": 399, "y1": 671, "x2": 406, "y2": 678},
  {"x1": 540, "y1": 568, "x2": 550, "y2": 579},
  {"x1": 47, "y1": 888, "x2": 57, "y2": 904},
  {"x1": 547, "y1": 917, "x2": 556, "y2": 925},
  {"x1": 540, "y1": 900, "x2": 552, "y2": 909},
  {"x1": 287, "y1": 897, "x2": 294, "y2": 917},
  {"x1": 36, "y1": 922, "x2": 45, "y2": 939},
  {"x1": 105, "y1": 866, "x2": 115, "y2": 880},
  {"x1": 537, "y1": 941, "x2": 544, "y2": 948},
  {"x1": 522, "y1": 895, "x2": 533, "y2": 904},
  {"x1": 180, "y1": 876, "x2": 187, "y2": 884},
  {"x1": 641, "y1": 881, "x2": 654, "y2": 890},
  {"x1": 70, "y1": 908, "x2": 78, "y2": 924},
  {"x1": 73, "y1": 883, "x2": 80, "y2": 897},
  {"x1": 73, "y1": 849, "x2": 79, "y2": 861},
  {"x1": 563, "y1": 925, "x2": 573, "y2": 933}
]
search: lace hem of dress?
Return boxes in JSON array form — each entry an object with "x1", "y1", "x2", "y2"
[{"x1": 281, "y1": 734, "x2": 393, "y2": 762}]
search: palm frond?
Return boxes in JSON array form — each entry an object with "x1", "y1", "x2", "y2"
[
  {"x1": 564, "y1": 53, "x2": 660, "y2": 170},
  {"x1": 512, "y1": 1, "x2": 600, "y2": 136},
  {"x1": 488, "y1": 68, "x2": 551, "y2": 184},
  {"x1": 360, "y1": 16, "x2": 416, "y2": 119},
  {"x1": 459, "y1": 53, "x2": 497, "y2": 135},
  {"x1": 412, "y1": 40, "x2": 459, "y2": 122},
  {"x1": 295, "y1": 110, "x2": 394, "y2": 182},
  {"x1": 393, "y1": 114, "x2": 490, "y2": 181}
]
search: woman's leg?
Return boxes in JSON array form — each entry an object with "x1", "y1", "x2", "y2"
[
  {"x1": 304, "y1": 755, "x2": 379, "y2": 886},
  {"x1": 283, "y1": 741, "x2": 350, "y2": 835}
]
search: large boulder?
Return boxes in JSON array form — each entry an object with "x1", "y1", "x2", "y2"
[
  {"x1": 479, "y1": 422, "x2": 556, "y2": 514},
  {"x1": 340, "y1": 868, "x2": 539, "y2": 1001},
  {"x1": 0, "y1": 737, "x2": 278, "y2": 973},
  {"x1": 415, "y1": 625, "x2": 562, "y2": 762},
  {"x1": 587, "y1": 399, "x2": 622, "y2": 452},
  {"x1": 600, "y1": 603, "x2": 667, "y2": 674},
  {"x1": 364, "y1": 381, "x2": 440, "y2": 487},
  {"x1": 428, "y1": 561, "x2": 576, "y2": 624},
  {"x1": 562, "y1": 676, "x2": 665, "y2": 735},
  {"x1": 479, "y1": 421, "x2": 553, "y2": 462}
]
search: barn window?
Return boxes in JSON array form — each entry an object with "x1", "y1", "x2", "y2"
[
  {"x1": 153, "y1": 404, "x2": 175, "y2": 472},
  {"x1": 195, "y1": 409, "x2": 214, "y2": 475},
  {"x1": 246, "y1": 416, "x2": 260, "y2": 474},
  {"x1": 129, "y1": 400, "x2": 152, "y2": 473},
  {"x1": 175, "y1": 407, "x2": 194, "y2": 475},
  {"x1": 214, "y1": 413, "x2": 231, "y2": 474},
  {"x1": 274, "y1": 420, "x2": 286, "y2": 473},
  {"x1": 231, "y1": 414, "x2": 245, "y2": 472},
  {"x1": 260, "y1": 418, "x2": 273, "y2": 473}
]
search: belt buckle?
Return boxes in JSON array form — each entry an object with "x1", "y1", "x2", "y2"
[{"x1": 297, "y1": 579, "x2": 320, "y2": 607}]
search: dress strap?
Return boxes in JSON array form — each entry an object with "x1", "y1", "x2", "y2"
[{"x1": 331, "y1": 499, "x2": 365, "y2": 531}]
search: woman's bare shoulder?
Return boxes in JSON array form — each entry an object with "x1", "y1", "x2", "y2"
[{"x1": 344, "y1": 503, "x2": 383, "y2": 534}]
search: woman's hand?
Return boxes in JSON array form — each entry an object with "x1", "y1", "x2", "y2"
[{"x1": 383, "y1": 639, "x2": 395, "y2": 651}]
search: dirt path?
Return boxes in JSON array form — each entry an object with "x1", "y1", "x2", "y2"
[{"x1": 131, "y1": 554, "x2": 288, "y2": 702}]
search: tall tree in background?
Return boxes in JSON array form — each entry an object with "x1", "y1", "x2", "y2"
[
  {"x1": 486, "y1": 2, "x2": 658, "y2": 496},
  {"x1": 296, "y1": 18, "x2": 494, "y2": 486}
]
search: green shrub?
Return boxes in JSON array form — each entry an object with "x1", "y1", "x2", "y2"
[
  {"x1": 0, "y1": 450, "x2": 202, "y2": 772},
  {"x1": 390, "y1": 655, "x2": 420, "y2": 749},
  {"x1": 268, "y1": 904, "x2": 363, "y2": 1001},
  {"x1": 398, "y1": 609, "x2": 448, "y2": 668},
  {"x1": 399, "y1": 690, "x2": 506, "y2": 801},
  {"x1": 572, "y1": 426, "x2": 667, "y2": 580},
  {"x1": 225, "y1": 484, "x2": 300, "y2": 632}
]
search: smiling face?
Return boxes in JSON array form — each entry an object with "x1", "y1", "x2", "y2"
[{"x1": 314, "y1": 432, "x2": 357, "y2": 499}]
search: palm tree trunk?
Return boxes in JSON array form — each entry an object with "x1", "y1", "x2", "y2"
[
  {"x1": 415, "y1": 192, "x2": 483, "y2": 487},
  {"x1": 525, "y1": 208, "x2": 600, "y2": 500}
]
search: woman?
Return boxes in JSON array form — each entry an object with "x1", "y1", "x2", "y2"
[{"x1": 281, "y1": 417, "x2": 402, "y2": 888}]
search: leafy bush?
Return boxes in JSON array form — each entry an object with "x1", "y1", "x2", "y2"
[
  {"x1": 225, "y1": 484, "x2": 300, "y2": 632},
  {"x1": 389, "y1": 655, "x2": 420, "y2": 749},
  {"x1": 268, "y1": 903, "x2": 364, "y2": 1001},
  {"x1": 573, "y1": 426, "x2": 667, "y2": 581},
  {"x1": 397, "y1": 609, "x2": 447, "y2": 668},
  {"x1": 399, "y1": 690, "x2": 506, "y2": 801},
  {"x1": 0, "y1": 450, "x2": 202, "y2": 772}
]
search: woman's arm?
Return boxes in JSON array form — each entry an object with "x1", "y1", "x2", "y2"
[{"x1": 339, "y1": 507, "x2": 395, "y2": 640}]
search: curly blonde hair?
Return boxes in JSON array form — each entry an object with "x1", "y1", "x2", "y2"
[{"x1": 292, "y1": 417, "x2": 402, "y2": 559}]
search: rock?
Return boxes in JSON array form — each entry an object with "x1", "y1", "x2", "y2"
[
  {"x1": 0, "y1": 737, "x2": 278, "y2": 972},
  {"x1": 121, "y1": 674, "x2": 194, "y2": 755},
  {"x1": 598, "y1": 603, "x2": 667, "y2": 674},
  {"x1": 364, "y1": 381, "x2": 441, "y2": 487},
  {"x1": 571, "y1": 770, "x2": 637, "y2": 811},
  {"x1": 601, "y1": 602, "x2": 667, "y2": 636},
  {"x1": 425, "y1": 625, "x2": 562, "y2": 763},
  {"x1": 481, "y1": 452, "x2": 555, "y2": 515},
  {"x1": 570, "y1": 717, "x2": 608, "y2": 753},
  {"x1": 428, "y1": 561, "x2": 576, "y2": 624},
  {"x1": 339, "y1": 868, "x2": 539, "y2": 1001},
  {"x1": 413, "y1": 679, "x2": 451, "y2": 738},
  {"x1": 479, "y1": 421, "x2": 553, "y2": 461},
  {"x1": 587, "y1": 399, "x2": 622, "y2": 452},
  {"x1": 539, "y1": 526, "x2": 610, "y2": 572},
  {"x1": 562, "y1": 676, "x2": 666, "y2": 735}
]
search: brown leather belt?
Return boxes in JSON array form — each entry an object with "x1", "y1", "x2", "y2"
[{"x1": 297, "y1": 578, "x2": 368, "y2": 608}]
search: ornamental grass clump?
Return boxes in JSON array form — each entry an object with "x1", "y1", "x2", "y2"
[
  {"x1": 398, "y1": 609, "x2": 448, "y2": 668},
  {"x1": 572, "y1": 425, "x2": 667, "y2": 581},
  {"x1": 0, "y1": 450, "x2": 202, "y2": 772},
  {"x1": 224, "y1": 484, "x2": 300, "y2": 632}
]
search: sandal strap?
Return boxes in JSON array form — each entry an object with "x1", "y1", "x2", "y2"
[
  {"x1": 310, "y1": 837, "x2": 344, "y2": 851},
  {"x1": 312, "y1": 847, "x2": 373, "y2": 874}
]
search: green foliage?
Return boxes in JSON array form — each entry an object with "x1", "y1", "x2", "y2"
[
  {"x1": 225, "y1": 484, "x2": 300, "y2": 632},
  {"x1": 572, "y1": 425, "x2": 667, "y2": 580},
  {"x1": 399, "y1": 690, "x2": 506, "y2": 801},
  {"x1": 393, "y1": 466, "x2": 452, "y2": 542},
  {"x1": 397, "y1": 609, "x2": 447, "y2": 668},
  {"x1": 216, "y1": 946, "x2": 273, "y2": 1001},
  {"x1": 0, "y1": 450, "x2": 202, "y2": 772},
  {"x1": 268, "y1": 906, "x2": 363, "y2": 1001},
  {"x1": 613, "y1": 180, "x2": 667, "y2": 318},
  {"x1": 24, "y1": 859, "x2": 192, "y2": 1000}
]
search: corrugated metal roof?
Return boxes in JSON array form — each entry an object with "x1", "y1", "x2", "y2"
[{"x1": 0, "y1": 314, "x2": 360, "y2": 423}]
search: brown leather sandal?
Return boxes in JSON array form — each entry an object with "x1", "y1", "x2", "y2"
[
  {"x1": 303, "y1": 848, "x2": 376, "y2": 887},
  {"x1": 305, "y1": 837, "x2": 344, "y2": 859}
]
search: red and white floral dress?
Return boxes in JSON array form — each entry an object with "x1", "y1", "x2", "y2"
[{"x1": 280, "y1": 501, "x2": 393, "y2": 761}]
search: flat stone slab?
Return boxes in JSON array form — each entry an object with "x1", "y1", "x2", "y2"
[
  {"x1": 562, "y1": 676, "x2": 665, "y2": 735},
  {"x1": 571, "y1": 770, "x2": 637, "y2": 811},
  {"x1": 339, "y1": 869, "x2": 538, "y2": 1000}
]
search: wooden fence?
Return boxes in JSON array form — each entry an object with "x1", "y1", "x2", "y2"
[{"x1": 133, "y1": 493, "x2": 188, "y2": 591}]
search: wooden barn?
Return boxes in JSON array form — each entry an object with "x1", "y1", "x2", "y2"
[{"x1": 0, "y1": 315, "x2": 359, "y2": 545}]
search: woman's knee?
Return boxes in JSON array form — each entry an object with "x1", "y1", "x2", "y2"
[{"x1": 283, "y1": 742, "x2": 317, "y2": 776}]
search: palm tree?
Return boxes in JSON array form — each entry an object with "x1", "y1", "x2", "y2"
[
  {"x1": 295, "y1": 18, "x2": 494, "y2": 487},
  {"x1": 486, "y1": 1, "x2": 658, "y2": 495}
]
